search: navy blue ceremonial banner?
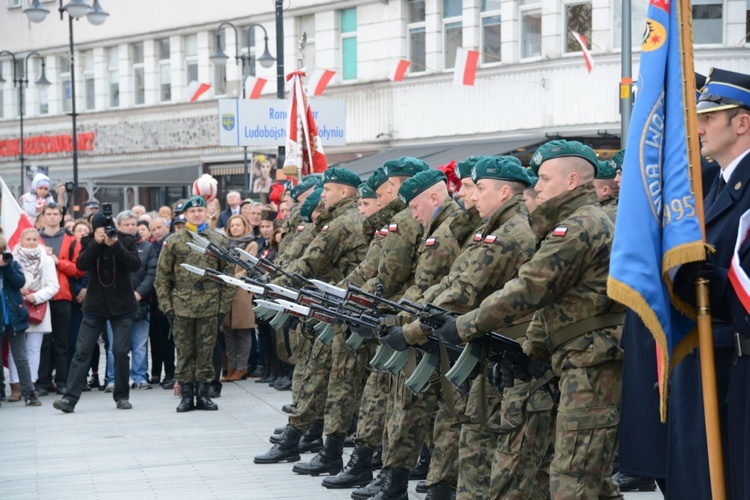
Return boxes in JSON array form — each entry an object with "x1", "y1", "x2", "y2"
[{"x1": 607, "y1": 0, "x2": 704, "y2": 420}]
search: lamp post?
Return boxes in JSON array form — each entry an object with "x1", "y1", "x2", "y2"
[
  {"x1": 0, "y1": 50, "x2": 51, "y2": 196},
  {"x1": 23, "y1": 0, "x2": 109, "y2": 215},
  {"x1": 210, "y1": 22, "x2": 275, "y2": 197}
]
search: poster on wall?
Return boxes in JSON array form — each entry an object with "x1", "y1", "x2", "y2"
[{"x1": 249, "y1": 153, "x2": 277, "y2": 203}]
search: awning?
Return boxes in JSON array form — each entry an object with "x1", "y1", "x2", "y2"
[
  {"x1": 83, "y1": 164, "x2": 202, "y2": 187},
  {"x1": 334, "y1": 136, "x2": 546, "y2": 177}
]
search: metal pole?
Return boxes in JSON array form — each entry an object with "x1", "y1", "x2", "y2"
[
  {"x1": 18, "y1": 78, "x2": 25, "y2": 196},
  {"x1": 68, "y1": 15, "x2": 80, "y2": 215},
  {"x1": 275, "y1": 0, "x2": 285, "y2": 172},
  {"x1": 241, "y1": 56, "x2": 250, "y2": 196},
  {"x1": 620, "y1": 0, "x2": 632, "y2": 146}
]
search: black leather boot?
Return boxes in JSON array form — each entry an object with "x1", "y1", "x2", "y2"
[
  {"x1": 371, "y1": 446, "x2": 383, "y2": 470},
  {"x1": 351, "y1": 467, "x2": 390, "y2": 500},
  {"x1": 409, "y1": 444, "x2": 430, "y2": 480},
  {"x1": 370, "y1": 467, "x2": 410, "y2": 500},
  {"x1": 292, "y1": 435, "x2": 344, "y2": 475},
  {"x1": 257, "y1": 362, "x2": 273, "y2": 383},
  {"x1": 254, "y1": 424, "x2": 302, "y2": 464},
  {"x1": 321, "y1": 444, "x2": 373, "y2": 489},
  {"x1": 298, "y1": 419, "x2": 325, "y2": 453},
  {"x1": 416, "y1": 481, "x2": 428, "y2": 493},
  {"x1": 176, "y1": 381, "x2": 195, "y2": 413},
  {"x1": 195, "y1": 382, "x2": 218, "y2": 411},
  {"x1": 425, "y1": 483, "x2": 456, "y2": 500}
]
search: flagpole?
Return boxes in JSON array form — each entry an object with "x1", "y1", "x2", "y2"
[{"x1": 678, "y1": 0, "x2": 726, "y2": 497}]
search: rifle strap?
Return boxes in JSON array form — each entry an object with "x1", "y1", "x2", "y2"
[
  {"x1": 403, "y1": 348, "x2": 417, "y2": 378},
  {"x1": 496, "y1": 321, "x2": 531, "y2": 340},
  {"x1": 544, "y1": 312, "x2": 625, "y2": 353},
  {"x1": 275, "y1": 325, "x2": 291, "y2": 364},
  {"x1": 436, "y1": 339, "x2": 471, "y2": 425}
]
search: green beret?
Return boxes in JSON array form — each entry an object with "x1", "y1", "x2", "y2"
[
  {"x1": 289, "y1": 176, "x2": 322, "y2": 202},
  {"x1": 323, "y1": 167, "x2": 361, "y2": 188},
  {"x1": 366, "y1": 167, "x2": 389, "y2": 192},
  {"x1": 596, "y1": 160, "x2": 617, "y2": 180},
  {"x1": 383, "y1": 157, "x2": 429, "y2": 178},
  {"x1": 398, "y1": 169, "x2": 447, "y2": 204},
  {"x1": 455, "y1": 156, "x2": 489, "y2": 179},
  {"x1": 529, "y1": 140, "x2": 598, "y2": 175},
  {"x1": 300, "y1": 188, "x2": 323, "y2": 223},
  {"x1": 609, "y1": 149, "x2": 625, "y2": 173},
  {"x1": 358, "y1": 182, "x2": 377, "y2": 199},
  {"x1": 182, "y1": 195, "x2": 207, "y2": 210},
  {"x1": 471, "y1": 157, "x2": 532, "y2": 187}
]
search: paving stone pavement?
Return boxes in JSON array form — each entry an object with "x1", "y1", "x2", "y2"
[{"x1": 1, "y1": 362, "x2": 663, "y2": 500}]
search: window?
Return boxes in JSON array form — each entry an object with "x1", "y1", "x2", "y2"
[
  {"x1": 131, "y1": 43, "x2": 145, "y2": 105},
  {"x1": 184, "y1": 34, "x2": 198, "y2": 85},
  {"x1": 481, "y1": 0, "x2": 502, "y2": 64},
  {"x1": 340, "y1": 8, "x2": 357, "y2": 81},
  {"x1": 613, "y1": 0, "x2": 649, "y2": 49},
  {"x1": 520, "y1": 0, "x2": 542, "y2": 59},
  {"x1": 692, "y1": 0, "x2": 723, "y2": 45},
  {"x1": 158, "y1": 38, "x2": 171, "y2": 102},
  {"x1": 407, "y1": 0, "x2": 426, "y2": 74},
  {"x1": 82, "y1": 50, "x2": 95, "y2": 111},
  {"x1": 443, "y1": 0, "x2": 462, "y2": 69},
  {"x1": 35, "y1": 58, "x2": 48, "y2": 115},
  {"x1": 564, "y1": 2, "x2": 591, "y2": 53},
  {"x1": 298, "y1": 15, "x2": 315, "y2": 73},
  {"x1": 211, "y1": 34, "x2": 227, "y2": 95},
  {"x1": 107, "y1": 46, "x2": 119, "y2": 108},
  {"x1": 59, "y1": 55, "x2": 72, "y2": 113},
  {"x1": 6, "y1": 0, "x2": 22, "y2": 9}
]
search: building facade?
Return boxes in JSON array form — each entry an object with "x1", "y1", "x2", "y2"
[{"x1": 0, "y1": 0, "x2": 748, "y2": 212}]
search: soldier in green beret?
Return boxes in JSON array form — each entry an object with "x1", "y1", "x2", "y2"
[
  {"x1": 433, "y1": 139, "x2": 624, "y2": 499},
  {"x1": 154, "y1": 196, "x2": 234, "y2": 413},
  {"x1": 277, "y1": 176, "x2": 322, "y2": 268},
  {"x1": 523, "y1": 169, "x2": 540, "y2": 212},
  {"x1": 611, "y1": 149, "x2": 625, "y2": 189},
  {"x1": 595, "y1": 151, "x2": 622, "y2": 223}
]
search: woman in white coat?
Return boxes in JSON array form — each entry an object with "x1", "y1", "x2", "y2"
[{"x1": 7, "y1": 228, "x2": 59, "y2": 401}]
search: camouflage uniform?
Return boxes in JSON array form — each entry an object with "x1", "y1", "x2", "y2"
[
  {"x1": 383, "y1": 197, "x2": 465, "y2": 472},
  {"x1": 455, "y1": 184, "x2": 623, "y2": 500},
  {"x1": 155, "y1": 228, "x2": 233, "y2": 383},
  {"x1": 599, "y1": 195, "x2": 618, "y2": 224},
  {"x1": 276, "y1": 206, "x2": 302, "y2": 266}
]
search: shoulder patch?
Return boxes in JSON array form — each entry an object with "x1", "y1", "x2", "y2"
[
  {"x1": 552, "y1": 227, "x2": 568, "y2": 237},
  {"x1": 389, "y1": 223, "x2": 398, "y2": 232},
  {"x1": 473, "y1": 232, "x2": 483, "y2": 242},
  {"x1": 425, "y1": 237, "x2": 437, "y2": 247},
  {"x1": 483, "y1": 235, "x2": 497, "y2": 244},
  {"x1": 322, "y1": 225, "x2": 329, "y2": 232},
  {"x1": 379, "y1": 227, "x2": 389, "y2": 236},
  {"x1": 297, "y1": 225, "x2": 305, "y2": 232},
  {"x1": 163, "y1": 240, "x2": 168, "y2": 247}
]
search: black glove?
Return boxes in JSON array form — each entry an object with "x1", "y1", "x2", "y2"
[
  {"x1": 350, "y1": 323, "x2": 377, "y2": 340},
  {"x1": 379, "y1": 325, "x2": 409, "y2": 352},
  {"x1": 680, "y1": 260, "x2": 715, "y2": 281},
  {"x1": 432, "y1": 315, "x2": 462, "y2": 345},
  {"x1": 166, "y1": 311, "x2": 175, "y2": 330},
  {"x1": 493, "y1": 360, "x2": 531, "y2": 389}
]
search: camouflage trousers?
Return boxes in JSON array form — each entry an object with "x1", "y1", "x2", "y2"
[
  {"x1": 490, "y1": 380, "x2": 555, "y2": 500},
  {"x1": 290, "y1": 326, "x2": 313, "y2": 409},
  {"x1": 383, "y1": 373, "x2": 437, "y2": 470},
  {"x1": 174, "y1": 315, "x2": 219, "y2": 383},
  {"x1": 289, "y1": 337, "x2": 332, "y2": 433},
  {"x1": 457, "y1": 374, "x2": 503, "y2": 499},
  {"x1": 323, "y1": 330, "x2": 376, "y2": 438},
  {"x1": 426, "y1": 392, "x2": 466, "y2": 488},
  {"x1": 354, "y1": 366, "x2": 391, "y2": 451}
]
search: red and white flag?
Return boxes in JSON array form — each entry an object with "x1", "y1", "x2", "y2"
[
  {"x1": 390, "y1": 59, "x2": 410, "y2": 82},
  {"x1": 571, "y1": 31, "x2": 594, "y2": 73},
  {"x1": 307, "y1": 69, "x2": 336, "y2": 97},
  {"x1": 284, "y1": 69, "x2": 328, "y2": 178},
  {"x1": 729, "y1": 210, "x2": 750, "y2": 314},
  {"x1": 245, "y1": 76, "x2": 267, "y2": 99},
  {"x1": 1, "y1": 177, "x2": 33, "y2": 250},
  {"x1": 183, "y1": 81, "x2": 212, "y2": 102},
  {"x1": 453, "y1": 48, "x2": 479, "y2": 86}
]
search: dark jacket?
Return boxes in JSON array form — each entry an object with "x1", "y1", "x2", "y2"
[
  {"x1": 1, "y1": 260, "x2": 30, "y2": 332},
  {"x1": 217, "y1": 206, "x2": 238, "y2": 229},
  {"x1": 76, "y1": 231, "x2": 141, "y2": 317},
  {"x1": 131, "y1": 236, "x2": 157, "y2": 300}
]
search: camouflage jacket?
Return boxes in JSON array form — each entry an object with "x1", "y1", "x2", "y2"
[
  {"x1": 599, "y1": 195, "x2": 618, "y2": 224},
  {"x1": 400, "y1": 198, "x2": 464, "y2": 304},
  {"x1": 155, "y1": 228, "x2": 233, "y2": 318},
  {"x1": 277, "y1": 206, "x2": 301, "y2": 262},
  {"x1": 279, "y1": 197, "x2": 366, "y2": 286},
  {"x1": 341, "y1": 209, "x2": 387, "y2": 288},
  {"x1": 405, "y1": 197, "x2": 535, "y2": 344},
  {"x1": 455, "y1": 184, "x2": 617, "y2": 360},
  {"x1": 277, "y1": 209, "x2": 314, "y2": 269},
  {"x1": 452, "y1": 206, "x2": 485, "y2": 248},
  {"x1": 362, "y1": 199, "x2": 423, "y2": 299}
]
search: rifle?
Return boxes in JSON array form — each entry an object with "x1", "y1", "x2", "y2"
[
  {"x1": 402, "y1": 337, "x2": 466, "y2": 394},
  {"x1": 234, "y1": 247, "x2": 308, "y2": 287},
  {"x1": 186, "y1": 232, "x2": 259, "y2": 276}
]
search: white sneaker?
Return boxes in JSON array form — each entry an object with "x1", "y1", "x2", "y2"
[{"x1": 104, "y1": 384, "x2": 115, "y2": 393}]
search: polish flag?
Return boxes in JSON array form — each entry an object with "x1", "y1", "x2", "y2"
[
  {"x1": 307, "y1": 69, "x2": 336, "y2": 97},
  {"x1": 571, "y1": 31, "x2": 594, "y2": 73},
  {"x1": 390, "y1": 59, "x2": 410, "y2": 81},
  {"x1": 284, "y1": 69, "x2": 329, "y2": 179},
  {"x1": 452, "y1": 48, "x2": 479, "y2": 86},
  {"x1": 1, "y1": 177, "x2": 33, "y2": 250},
  {"x1": 183, "y1": 81, "x2": 212, "y2": 102},
  {"x1": 245, "y1": 76, "x2": 267, "y2": 99}
]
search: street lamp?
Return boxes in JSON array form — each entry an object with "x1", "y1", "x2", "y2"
[
  {"x1": 23, "y1": 0, "x2": 109, "y2": 215},
  {"x1": 211, "y1": 22, "x2": 276, "y2": 197},
  {"x1": 0, "y1": 50, "x2": 51, "y2": 195}
]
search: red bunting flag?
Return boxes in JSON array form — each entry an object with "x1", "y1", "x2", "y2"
[
  {"x1": 1, "y1": 177, "x2": 33, "y2": 250},
  {"x1": 390, "y1": 59, "x2": 411, "y2": 81},
  {"x1": 245, "y1": 76, "x2": 267, "y2": 99},
  {"x1": 571, "y1": 31, "x2": 594, "y2": 73},
  {"x1": 307, "y1": 69, "x2": 336, "y2": 97},
  {"x1": 453, "y1": 48, "x2": 479, "y2": 86},
  {"x1": 183, "y1": 81, "x2": 211, "y2": 102}
]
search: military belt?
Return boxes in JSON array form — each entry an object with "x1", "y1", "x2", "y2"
[
  {"x1": 544, "y1": 312, "x2": 625, "y2": 353},
  {"x1": 496, "y1": 321, "x2": 531, "y2": 340},
  {"x1": 175, "y1": 280, "x2": 218, "y2": 290},
  {"x1": 735, "y1": 332, "x2": 750, "y2": 357}
]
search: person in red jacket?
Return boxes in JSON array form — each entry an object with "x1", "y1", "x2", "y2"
[{"x1": 35, "y1": 203, "x2": 85, "y2": 396}]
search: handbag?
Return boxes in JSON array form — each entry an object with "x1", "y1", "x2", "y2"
[{"x1": 25, "y1": 293, "x2": 48, "y2": 325}]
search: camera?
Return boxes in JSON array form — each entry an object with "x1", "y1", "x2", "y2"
[
  {"x1": 64, "y1": 181, "x2": 75, "y2": 192},
  {"x1": 101, "y1": 203, "x2": 118, "y2": 239},
  {"x1": 2, "y1": 252, "x2": 12, "y2": 264}
]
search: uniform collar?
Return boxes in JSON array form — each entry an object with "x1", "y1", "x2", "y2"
[
  {"x1": 529, "y1": 184, "x2": 598, "y2": 238},
  {"x1": 485, "y1": 195, "x2": 528, "y2": 235}
]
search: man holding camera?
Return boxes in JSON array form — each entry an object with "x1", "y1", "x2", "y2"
[{"x1": 53, "y1": 206, "x2": 141, "y2": 412}]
